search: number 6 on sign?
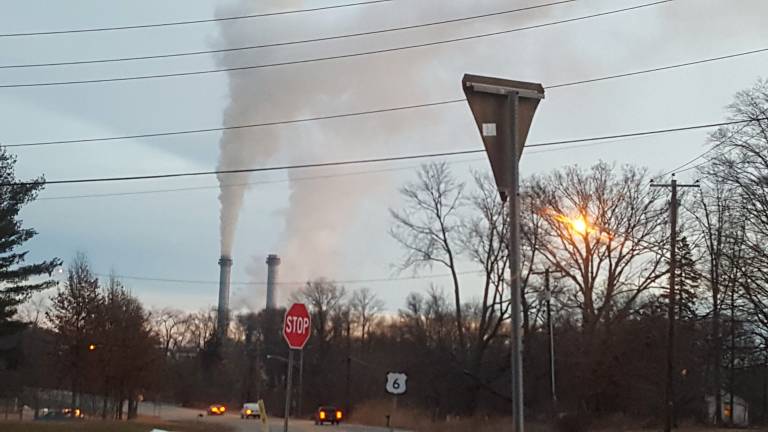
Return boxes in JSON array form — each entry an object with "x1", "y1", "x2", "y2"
[{"x1": 385, "y1": 372, "x2": 407, "y2": 395}]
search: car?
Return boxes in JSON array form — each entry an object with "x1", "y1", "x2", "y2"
[
  {"x1": 207, "y1": 404, "x2": 227, "y2": 416},
  {"x1": 314, "y1": 406, "x2": 343, "y2": 425},
  {"x1": 37, "y1": 408, "x2": 84, "y2": 421},
  {"x1": 240, "y1": 402, "x2": 260, "y2": 419}
]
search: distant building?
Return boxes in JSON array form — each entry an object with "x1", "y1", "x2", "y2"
[{"x1": 706, "y1": 393, "x2": 749, "y2": 427}]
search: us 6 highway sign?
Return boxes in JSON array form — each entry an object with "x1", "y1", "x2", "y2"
[{"x1": 385, "y1": 372, "x2": 407, "y2": 395}]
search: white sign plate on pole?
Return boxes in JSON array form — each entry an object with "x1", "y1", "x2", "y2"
[{"x1": 385, "y1": 372, "x2": 407, "y2": 395}]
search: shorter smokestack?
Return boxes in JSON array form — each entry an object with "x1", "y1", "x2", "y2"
[
  {"x1": 217, "y1": 256, "x2": 233, "y2": 338},
  {"x1": 266, "y1": 254, "x2": 281, "y2": 309}
]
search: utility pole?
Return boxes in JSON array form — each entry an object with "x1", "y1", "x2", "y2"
[
  {"x1": 652, "y1": 175, "x2": 698, "y2": 432},
  {"x1": 532, "y1": 268, "x2": 559, "y2": 407},
  {"x1": 345, "y1": 316, "x2": 352, "y2": 414}
]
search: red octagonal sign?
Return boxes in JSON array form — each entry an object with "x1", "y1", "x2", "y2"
[{"x1": 283, "y1": 303, "x2": 311, "y2": 349}]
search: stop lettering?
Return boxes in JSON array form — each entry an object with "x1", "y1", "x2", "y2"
[{"x1": 283, "y1": 303, "x2": 312, "y2": 349}]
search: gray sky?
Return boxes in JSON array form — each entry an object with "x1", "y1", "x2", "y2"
[{"x1": 2, "y1": 0, "x2": 767, "y2": 313}]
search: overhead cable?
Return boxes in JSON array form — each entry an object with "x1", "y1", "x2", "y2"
[
  {"x1": 7, "y1": 45, "x2": 767, "y2": 149},
  {"x1": 0, "y1": 0, "x2": 575, "y2": 69},
  {"x1": 0, "y1": 0, "x2": 391, "y2": 38},
  {"x1": 0, "y1": 0, "x2": 672, "y2": 88},
  {"x1": 2, "y1": 118, "x2": 758, "y2": 187}
]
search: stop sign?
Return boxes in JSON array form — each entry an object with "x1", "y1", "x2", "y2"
[{"x1": 283, "y1": 303, "x2": 311, "y2": 349}]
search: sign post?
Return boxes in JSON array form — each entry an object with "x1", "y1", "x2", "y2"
[
  {"x1": 463, "y1": 74, "x2": 544, "y2": 432},
  {"x1": 385, "y1": 372, "x2": 407, "y2": 431},
  {"x1": 282, "y1": 303, "x2": 311, "y2": 432},
  {"x1": 257, "y1": 399, "x2": 268, "y2": 432}
]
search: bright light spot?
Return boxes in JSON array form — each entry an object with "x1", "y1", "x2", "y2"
[
  {"x1": 88, "y1": 344, "x2": 96, "y2": 351},
  {"x1": 571, "y1": 217, "x2": 588, "y2": 235}
]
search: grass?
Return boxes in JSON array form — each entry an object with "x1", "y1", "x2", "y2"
[
  {"x1": 0, "y1": 419, "x2": 233, "y2": 432},
  {"x1": 348, "y1": 400, "x2": 737, "y2": 432}
]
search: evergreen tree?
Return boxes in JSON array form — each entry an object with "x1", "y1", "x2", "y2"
[
  {"x1": 0, "y1": 148, "x2": 60, "y2": 337},
  {"x1": 676, "y1": 236, "x2": 702, "y2": 320},
  {"x1": 660, "y1": 235, "x2": 702, "y2": 320}
]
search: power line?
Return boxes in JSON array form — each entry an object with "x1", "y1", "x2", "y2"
[
  {"x1": 6, "y1": 45, "x2": 767, "y2": 149},
  {"x1": 95, "y1": 269, "x2": 484, "y2": 287},
  {"x1": 657, "y1": 120, "x2": 759, "y2": 177},
  {"x1": 0, "y1": 0, "x2": 576, "y2": 69},
  {"x1": 547, "y1": 47, "x2": 768, "y2": 89},
  {"x1": 35, "y1": 139, "x2": 637, "y2": 201},
  {"x1": 4, "y1": 99, "x2": 464, "y2": 148},
  {"x1": 4, "y1": 118, "x2": 759, "y2": 187},
  {"x1": 0, "y1": 0, "x2": 672, "y2": 88},
  {"x1": 0, "y1": 0, "x2": 391, "y2": 38}
]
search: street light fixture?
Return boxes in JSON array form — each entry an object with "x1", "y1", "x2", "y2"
[
  {"x1": 463, "y1": 74, "x2": 544, "y2": 432},
  {"x1": 266, "y1": 354, "x2": 288, "y2": 363}
]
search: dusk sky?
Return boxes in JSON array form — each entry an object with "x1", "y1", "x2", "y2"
[{"x1": 2, "y1": 0, "x2": 767, "y2": 314}]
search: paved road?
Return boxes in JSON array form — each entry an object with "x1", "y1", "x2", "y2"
[{"x1": 139, "y1": 403, "x2": 402, "y2": 432}]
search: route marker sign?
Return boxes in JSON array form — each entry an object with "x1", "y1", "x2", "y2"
[{"x1": 385, "y1": 372, "x2": 408, "y2": 395}]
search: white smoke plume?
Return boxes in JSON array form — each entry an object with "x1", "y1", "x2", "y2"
[{"x1": 214, "y1": 0, "x2": 574, "y2": 303}]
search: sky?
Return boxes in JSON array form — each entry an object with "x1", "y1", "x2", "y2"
[{"x1": 2, "y1": 0, "x2": 767, "y2": 314}]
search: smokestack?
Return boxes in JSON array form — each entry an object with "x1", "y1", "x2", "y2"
[
  {"x1": 217, "y1": 256, "x2": 233, "y2": 338},
  {"x1": 266, "y1": 254, "x2": 281, "y2": 309}
]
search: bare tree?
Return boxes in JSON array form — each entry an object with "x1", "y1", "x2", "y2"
[
  {"x1": 292, "y1": 279, "x2": 347, "y2": 348},
  {"x1": 390, "y1": 162, "x2": 466, "y2": 351},
  {"x1": 702, "y1": 79, "x2": 768, "y2": 330},
  {"x1": 349, "y1": 287, "x2": 384, "y2": 345},
  {"x1": 527, "y1": 162, "x2": 668, "y2": 333},
  {"x1": 696, "y1": 80, "x2": 768, "y2": 424},
  {"x1": 46, "y1": 253, "x2": 103, "y2": 408},
  {"x1": 460, "y1": 173, "x2": 515, "y2": 372},
  {"x1": 151, "y1": 308, "x2": 186, "y2": 358}
]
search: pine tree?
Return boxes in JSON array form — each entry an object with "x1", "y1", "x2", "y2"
[
  {"x1": 660, "y1": 235, "x2": 702, "y2": 320},
  {"x1": 0, "y1": 148, "x2": 61, "y2": 337},
  {"x1": 676, "y1": 236, "x2": 702, "y2": 320}
]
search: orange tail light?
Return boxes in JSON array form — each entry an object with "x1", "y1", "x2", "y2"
[
  {"x1": 336, "y1": 410, "x2": 343, "y2": 420},
  {"x1": 319, "y1": 411, "x2": 326, "y2": 420}
]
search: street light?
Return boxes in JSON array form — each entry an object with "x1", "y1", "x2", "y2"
[
  {"x1": 266, "y1": 354, "x2": 288, "y2": 363},
  {"x1": 463, "y1": 74, "x2": 544, "y2": 432},
  {"x1": 266, "y1": 354, "x2": 303, "y2": 416}
]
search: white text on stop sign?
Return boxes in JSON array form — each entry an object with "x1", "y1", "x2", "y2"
[{"x1": 285, "y1": 316, "x2": 310, "y2": 334}]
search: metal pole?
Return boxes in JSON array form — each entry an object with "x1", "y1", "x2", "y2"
[
  {"x1": 298, "y1": 349, "x2": 304, "y2": 417},
  {"x1": 506, "y1": 91, "x2": 524, "y2": 432},
  {"x1": 283, "y1": 349, "x2": 295, "y2": 432},
  {"x1": 345, "y1": 356, "x2": 351, "y2": 414},
  {"x1": 546, "y1": 268, "x2": 557, "y2": 406},
  {"x1": 664, "y1": 178, "x2": 678, "y2": 432}
]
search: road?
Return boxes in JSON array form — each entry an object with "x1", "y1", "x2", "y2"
[{"x1": 139, "y1": 403, "x2": 403, "y2": 432}]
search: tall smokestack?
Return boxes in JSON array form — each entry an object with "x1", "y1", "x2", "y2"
[
  {"x1": 217, "y1": 256, "x2": 233, "y2": 338},
  {"x1": 265, "y1": 254, "x2": 280, "y2": 310}
]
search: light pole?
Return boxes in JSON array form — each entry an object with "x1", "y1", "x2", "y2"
[
  {"x1": 463, "y1": 75, "x2": 544, "y2": 432},
  {"x1": 267, "y1": 354, "x2": 303, "y2": 419},
  {"x1": 534, "y1": 268, "x2": 559, "y2": 407}
]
